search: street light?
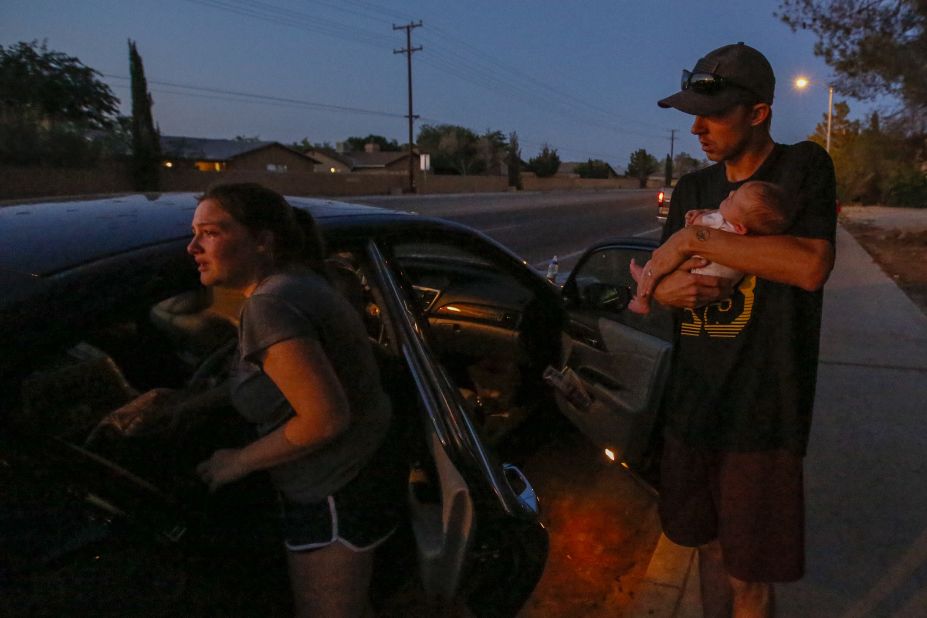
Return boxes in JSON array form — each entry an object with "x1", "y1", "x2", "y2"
[{"x1": 794, "y1": 76, "x2": 834, "y2": 152}]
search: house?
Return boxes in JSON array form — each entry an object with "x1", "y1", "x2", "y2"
[
  {"x1": 557, "y1": 161, "x2": 620, "y2": 179},
  {"x1": 306, "y1": 143, "x2": 419, "y2": 175},
  {"x1": 160, "y1": 136, "x2": 320, "y2": 173}
]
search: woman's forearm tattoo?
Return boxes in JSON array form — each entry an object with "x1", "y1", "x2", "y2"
[{"x1": 696, "y1": 227, "x2": 711, "y2": 242}]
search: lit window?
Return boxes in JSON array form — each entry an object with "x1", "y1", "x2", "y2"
[
  {"x1": 266, "y1": 164, "x2": 288, "y2": 173},
  {"x1": 195, "y1": 161, "x2": 226, "y2": 172},
  {"x1": 163, "y1": 161, "x2": 174, "y2": 168}
]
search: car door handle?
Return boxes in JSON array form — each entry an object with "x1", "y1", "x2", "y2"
[
  {"x1": 577, "y1": 367, "x2": 622, "y2": 392},
  {"x1": 503, "y1": 463, "x2": 539, "y2": 514},
  {"x1": 567, "y1": 320, "x2": 602, "y2": 349}
]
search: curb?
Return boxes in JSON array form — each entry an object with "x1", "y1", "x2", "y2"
[{"x1": 625, "y1": 534, "x2": 699, "y2": 617}]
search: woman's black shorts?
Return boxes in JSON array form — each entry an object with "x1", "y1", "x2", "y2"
[{"x1": 279, "y1": 435, "x2": 406, "y2": 553}]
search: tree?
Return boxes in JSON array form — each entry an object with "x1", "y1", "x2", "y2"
[
  {"x1": 476, "y1": 129, "x2": 507, "y2": 176},
  {"x1": 627, "y1": 149, "x2": 659, "y2": 188},
  {"x1": 91, "y1": 114, "x2": 133, "y2": 158},
  {"x1": 574, "y1": 159, "x2": 612, "y2": 179},
  {"x1": 809, "y1": 101, "x2": 860, "y2": 152},
  {"x1": 673, "y1": 152, "x2": 707, "y2": 177},
  {"x1": 506, "y1": 131, "x2": 523, "y2": 189},
  {"x1": 345, "y1": 134, "x2": 400, "y2": 152},
  {"x1": 0, "y1": 40, "x2": 118, "y2": 128},
  {"x1": 129, "y1": 40, "x2": 160, "y2": 191},
  {"x1": 0, "y1": 40, "x2": 119, "y2": 166},
  {"x1": 815, "y1": 101, "x2": 926, "y2": 205},
  {"x1": 417, "y1": 124, "x2": 482, "y2": 175},
  {"x1": 528, "y1": 144, "x2": 561, "y2": 177},
  {"x1": 777, "y1": 0, "x2": 927, "y2": 123}
]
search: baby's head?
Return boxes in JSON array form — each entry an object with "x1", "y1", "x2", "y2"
[{"x1": 719, "y1": 181, "x2": 791, "y2": 235}]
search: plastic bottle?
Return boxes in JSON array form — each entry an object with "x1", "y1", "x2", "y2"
[{"x1": 545, "y1": 255, "x2": 559, "y2": 282}]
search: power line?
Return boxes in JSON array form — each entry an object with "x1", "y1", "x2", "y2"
[
  {"x1": 105, "y1": 72, "x2": 631, "y2": 162},
  {"x1": 421, "y1": 23, "x2": 667, "y2": 132},
  {"x1": 181, "y1": 0, "x2": 667, "y2": 141},
  {"x1": 103, "y1": 73, "x2": 406, "y2": 119},
  {"x1": 182, "y1": 0, "x2": 394, "y2": 48}
]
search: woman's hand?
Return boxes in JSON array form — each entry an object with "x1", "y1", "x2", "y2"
[{"x1": 197, "y1": 448, "x2": 249, "y2": 492}]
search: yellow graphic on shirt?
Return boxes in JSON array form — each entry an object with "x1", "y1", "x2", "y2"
[{"x1": 680, "y1": 275, "x2": 756, "y2": 338}]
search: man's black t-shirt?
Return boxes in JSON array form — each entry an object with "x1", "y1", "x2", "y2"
[{"x1": 661, "y1": 141, "x2": 836, "y2": 455}]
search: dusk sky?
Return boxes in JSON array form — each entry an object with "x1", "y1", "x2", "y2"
[{"x1": 2, "y1": 1, "x2": 870, "y2": 171}]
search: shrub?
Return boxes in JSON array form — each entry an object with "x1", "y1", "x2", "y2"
[{"x1": 886, "y1": 170, "x2": 927, "y2": 208}]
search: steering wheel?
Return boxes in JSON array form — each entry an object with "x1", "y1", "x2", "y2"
[{"x1": 188, "y1": 338, "x2": 237, "y2": 390}]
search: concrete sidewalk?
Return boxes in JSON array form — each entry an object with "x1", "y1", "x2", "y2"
[{"x1": 627, "y1": 214, "x2": 927, "y2": 617}]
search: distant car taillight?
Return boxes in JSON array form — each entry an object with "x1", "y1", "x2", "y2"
[{"x1": 657, "y1": 191, "x2": 665, "y2": 206}]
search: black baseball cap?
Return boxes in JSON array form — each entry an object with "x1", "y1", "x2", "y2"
[{"x1": 658, "y1": 42, "x2": 775, "y2": 115}]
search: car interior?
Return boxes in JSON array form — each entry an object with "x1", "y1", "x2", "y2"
[{"x1": 388, "y1": 240, "x2": 562, "y2": 447}]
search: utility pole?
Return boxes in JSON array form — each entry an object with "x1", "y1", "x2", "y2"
[
  {"x1": 393, "y1": 21, "x2": 422, "y2": 193},
  {"x1": 666, "y1": 129, "x2": 677, "y2": 186}
]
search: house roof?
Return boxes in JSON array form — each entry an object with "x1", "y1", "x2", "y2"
[
  {"x1": 309, "y1": 148, "x2": 354, "y2": 168},
  {"x1": 307, "y1": 148, "x2": 417, "y2": 170},
  {"x1": 559, "y1": 161, "x2": 620, "y2": 177},
  {"x1": 161, "y1": 136, "x2": 319, "y2": 163},
  {"x1": 349, "y1": 151, "x2": 414, "y2": 169}
]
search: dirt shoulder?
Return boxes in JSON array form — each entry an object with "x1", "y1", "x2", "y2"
[{"x1": 839, "y1": 205, "x2": 927, "y2": 317}]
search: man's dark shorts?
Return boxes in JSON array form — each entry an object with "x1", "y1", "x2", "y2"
[{"x1": 658, "y1": 433, "x2": 805, "y2": 582}]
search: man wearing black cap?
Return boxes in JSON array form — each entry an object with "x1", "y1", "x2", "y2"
[{"x1": 636, "y1": 43, "x2": 837, "y2": 617}]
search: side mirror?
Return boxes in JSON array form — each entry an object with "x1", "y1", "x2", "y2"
[{"x1": 578, "y1": 281, "x2": 631, "y2": 313}]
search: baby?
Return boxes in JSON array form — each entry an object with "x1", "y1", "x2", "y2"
[{"x1": 629, "y1": 180, "x2": 791, "y2": 315}]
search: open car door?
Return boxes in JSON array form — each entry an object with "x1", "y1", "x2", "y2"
[
  {"x1": 551, "y1": 238, "x2": 675, "y2": 472},
  {"x1": 363, "y1": 239, "x2": 546, "y2": 615}
]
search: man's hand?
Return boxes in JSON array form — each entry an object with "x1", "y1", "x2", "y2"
[
  {"x1": 634, "y1": 228, "x2": 698, "y2": 300},
  {"x1": 684, "y1": 209, "x2": 713, "y2": 226},
  {"x1": 652, "y1": 262, "x2": 734, "y2": 309}
]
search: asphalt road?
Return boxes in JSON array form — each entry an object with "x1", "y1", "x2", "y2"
[{"x1": 349, "y1": 189, "x2": 663, "y2": 271}]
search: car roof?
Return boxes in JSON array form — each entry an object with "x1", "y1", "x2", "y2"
[{"x1": 0, "y1": 193, "x2": 408, "y2": 277}]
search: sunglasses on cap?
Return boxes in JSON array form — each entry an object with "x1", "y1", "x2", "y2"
[{"x1": 681, "y1": 69, "x2": 749, "y2": 96}]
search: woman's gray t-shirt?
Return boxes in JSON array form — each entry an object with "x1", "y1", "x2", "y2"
[{"x1": 229, "y1": 271, "x2": 391, "y2": 502}]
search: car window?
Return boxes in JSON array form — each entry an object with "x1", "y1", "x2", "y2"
[
  {"x1": 325, "y1": 250, "x2": 392, "y2": 348},
  {"x1": 393, "y1": 241, "x2": 494, "y2": 268},
  {"x1": 382, "y1": 238, "x2": 560, "y2": 450},
  {"x1": 566, "y1": 247, "x2": 675, "y2": 341}
]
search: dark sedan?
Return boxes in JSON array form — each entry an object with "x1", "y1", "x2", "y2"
[{"x1": 0, "y1": 193, "x2": 671, "y2": 616}]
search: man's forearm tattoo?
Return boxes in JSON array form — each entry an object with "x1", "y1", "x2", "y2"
[{"x1": 695, "y1": 227, "x2": 711, "y2": 242}]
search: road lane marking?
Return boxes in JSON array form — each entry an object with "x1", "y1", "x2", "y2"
[
  {"x1": 634, "y1": 226, "x2": 663, "y2": 237},
  {"x1": 531, "y1": 248, "x2": 587, "y2": 270}
]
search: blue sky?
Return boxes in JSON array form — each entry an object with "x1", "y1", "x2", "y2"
[{"x1": 1, "y1": 0, "x2": 868, "y2": 171}]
